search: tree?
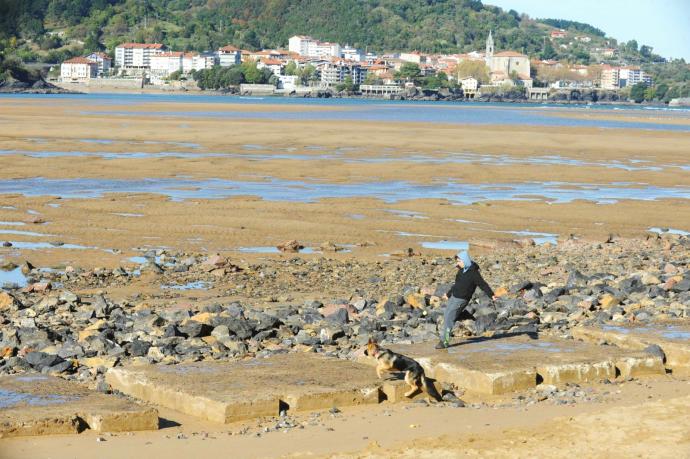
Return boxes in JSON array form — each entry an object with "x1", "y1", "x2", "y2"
[
  {"x1": 540, "y1": 39, "x2": 556, "y2": 60},
  {"x1": 630, "y1": 82, "x2": 647, "y2": 103},
  {"x1": 284, "y1": 61, "x2": 297, "y2": 76},
  {"x1": 396, "y1": 62, "x2": 421, "y2": 83},
  {"x1": 241, "y1": 60, "x2": 262, "y2": 83},
  {"x1": 455, "y1": 60, "x2": 489, "y2": 84},
  {"x1": 363, "y1": 72, "x2": 382, "y2": 85},
  {"x1": 298, "y1": 64, "x2": 315, "y2": 85},
  {"x1": 336, "y1": 76, "x2": 354, "y2": 92}
]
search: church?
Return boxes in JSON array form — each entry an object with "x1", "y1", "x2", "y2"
[{"x1": 484, "y1": 31, "x2": 532, "y2": 87}]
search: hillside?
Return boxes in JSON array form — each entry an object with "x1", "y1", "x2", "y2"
[{"x1": 0, "y1": 0, "x2": 661, "y2": 65}]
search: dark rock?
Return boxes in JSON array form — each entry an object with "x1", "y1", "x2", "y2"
[
  {"x1": 178, "y1": 320, "x2": 212, "y2": 338},
  {"x1": 25, "y1": 351, "x2": 64, "y2": 370},
  {"x1": 473, "y1": 312, "x2": 497, "y2": 334},
  {"x1": 222, "y1": 318, "x2": 254, "y2": 339},
  {"x1": 643, "y1": 344, "x2": 665, "y2": 363},
  {"x1": 567, "y1": 270, "x2": 589, "y2": 288},
  {"x1": 128, "y1": 339, "x2": 151, "y2": 357}
]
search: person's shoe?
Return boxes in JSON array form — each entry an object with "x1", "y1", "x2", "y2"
[{"x1": 435, "y1": 340, "x2": 448, "y2": 349}]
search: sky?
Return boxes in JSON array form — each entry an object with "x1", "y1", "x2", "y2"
[{"x1": 486, "y1": 0, "x2": 690, "y2": 60}]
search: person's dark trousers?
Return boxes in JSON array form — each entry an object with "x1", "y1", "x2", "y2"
[{"x1": 442, "y1": 296, "x2": 469, "y2": 344}]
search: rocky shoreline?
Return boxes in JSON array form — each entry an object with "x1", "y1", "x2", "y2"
[
  {"x1": 0, "y1": 78, "x2": 80, "y2": 94},
  {"x1": 1, "y1": 231, "x2": 688, "y2": 393}
]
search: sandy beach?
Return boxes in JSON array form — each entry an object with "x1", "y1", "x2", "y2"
[{"x1": 1, "y1": 95, "x2": 689, "y2": 458}]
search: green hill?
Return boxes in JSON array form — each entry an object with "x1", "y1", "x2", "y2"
[{"x1": 0, "y1": 0, "x2": 662, "y2": 65}]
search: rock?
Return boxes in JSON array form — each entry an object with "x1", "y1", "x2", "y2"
[
  {"x1": 276, "y1": 240, "x2": 304, "y2": 252},
  {"x1": 641, "y1": 274, "x2": 660, "y2": 285},
  {"x1": 405, "y1": 293, "x2": 427, "y2": 309},
  {"x1": 80, "y1": 356, "x2": 118, "y2": 369},
  {"x1": 670, "y1": 278, "x2": 690, "y2": 293},
  {"x1": 222, "y1": 318, "x2": 254, "y2": 339},
  {"x1": 0, "y1": 291, "x2": 17, "y2": 309},
  {"x1": 25, "y1": 351, "x2": 64, "y2": 370},
  {"x1": 178, "y1": 320, "x2": 213, "y2": 338},
  {"x1": 599, "y1": 294, "x2": 620, "y2": 309},
  {"x1": 643, "y1": 344, "x2": 665, "y2": 363},
  {"x1": 128, "y1": 339, "x2": 151, "y2": 357}
]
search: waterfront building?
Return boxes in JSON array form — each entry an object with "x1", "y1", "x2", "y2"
[
  {"x1": 619, "y1": 66, "x2": 652, "y2": 87},
  {"x1": 150, "y1": 52, "x2": 183, "y2": 77},
  {"x1": 85, "y1": 52, "x2": 111, "y2": 77},
  {"x1": 115, "y1": 43, "x2": 164, "y2": 69},
  {"x1": 60, "y1": 57, "x2": 97, "y2": 82}
]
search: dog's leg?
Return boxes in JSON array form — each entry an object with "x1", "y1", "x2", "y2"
[
  {"x1": 376, "y1": 363, "x2": 386, "y2": 379},
  {"x1": 403, "y1": 371, "x2": 421, "y2": 397}
]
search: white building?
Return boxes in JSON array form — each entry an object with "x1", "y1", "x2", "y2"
[
  {"x1": 217, "y1": 45, "x2": 241, "y2": 67},
  {"x1": 278, "y1": 75, "x2": 299, "y2": 91},
  {"x1": 150, "y1": 52, "x2": 183, "y2": 77},
  {"x1": 193, "y1": 53, "x2": 216, "y2": 71},
  {"x1": 460, "y1": 77, "x2": 478, "y2": 91},
  {"x1": 60, "y1": 57, "x2": 97, "y2": 82},
  {"x1": 601, "y1": 66, "x2": 620, "y2": 89},
  {"x1": 288, "y1": 35, "x2": 341, "y2": 59},
  {"x1": 341, "y1": 45, "x2": 364, "y2": 62},
  {"x1": 84, "y1": 52, "x2": 111, "y2": 77},
  {"x1": 257, "y1": 58, "x2": 283, "y2": 77},
  {"x1": 400, "y1": 52, "x2": 426, "y2": 64},
  {"x1": 115, "y1": 43, "x2": 164, "y2": 69},
  {"x1": 619, "y1": 67, "x2": 652, "y2": 87}
]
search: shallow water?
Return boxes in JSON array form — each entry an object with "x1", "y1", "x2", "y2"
[
  {"x1": 1, "y1": 177, "x2": 688, "y2": 205},
  {"x1": 0, "y1": 229, "x2": 53, "y2": 237},
  {"x1": 0, "y1": 388, "x2": 77, "y2": 409},
  {"x1": 0, "y1": 267, "x2": 28, "y2": 288},
  {"x1": 1, "y1": 148, "x2": 685, "y2": 172},
  {"x1": 648, "y1": 227, "x2": 690, "y2": 236},
  {"x1": 420, "y1": 240, "x2": 469, "y2": 251},
  {"x1": 161, "y1": 281, "x2": 211, "y2": 290}
]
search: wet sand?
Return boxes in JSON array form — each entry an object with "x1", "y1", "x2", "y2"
[{"x1": 1, "y1": 98, "x2": 689, "y2": 269}]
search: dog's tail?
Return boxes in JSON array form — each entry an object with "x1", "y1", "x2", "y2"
[{"x1": 421, "y1": 376, "x2": 442, "y2": 402}]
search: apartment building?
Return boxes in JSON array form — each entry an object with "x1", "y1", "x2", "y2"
[
  {"x1": 288, "y1": 35, "x2": 341, "y2": 59},
  {"x1": 115, "y1": 43, "x2": 164, "y2": 69}
]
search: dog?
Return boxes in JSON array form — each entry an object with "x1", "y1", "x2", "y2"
[{"x1": 365, "y1": 338, "x2": 441, "y2": 401}]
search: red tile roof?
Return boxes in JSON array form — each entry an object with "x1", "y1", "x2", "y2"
[
  {"x1": 494, "y1": 51, "x2": 526, "y2": 58},
  {"x1": 64, "y1": 57, "x2": 97, "y2": 65},
  {"x1": 219, "y1": 45, "x2": 240, "y2": 52},
  {"x1": 117, "y1": 43, "x2": 164, "y2": 49}
]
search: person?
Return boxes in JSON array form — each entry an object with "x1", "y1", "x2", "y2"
[{"x1": 436, "y1": 250, "x2": 497, "y2": 349}]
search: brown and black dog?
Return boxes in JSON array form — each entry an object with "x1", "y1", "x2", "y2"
[{"x1": 366, "y1": 338, "x2": 441, "y2": 401}]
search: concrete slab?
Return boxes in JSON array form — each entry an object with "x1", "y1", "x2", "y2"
[
  {"x1": 389, "y1": 334, "x2": 663, "y2": 395},
  {"x1": 0, "y1": 374, "x2": 158, "y2": 438},
  {"x1": 106, "y1": 353, "x2": 382, "y2": 424},
  {"x1": 573, "y1": 321, "x2": 690, "y2": 376}
]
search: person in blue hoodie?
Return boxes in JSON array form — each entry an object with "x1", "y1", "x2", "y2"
[{"x1": 436, "y1": 250, "x2": 497, "y2": 349}]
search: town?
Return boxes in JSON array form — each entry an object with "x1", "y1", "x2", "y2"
[{"x1": 57, "y1": 31, "x2": 653, "y2": 101}]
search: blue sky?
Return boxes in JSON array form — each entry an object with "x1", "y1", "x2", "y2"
[{"x1": 486, "y1": 0, "x2": 690, "y2": 60}]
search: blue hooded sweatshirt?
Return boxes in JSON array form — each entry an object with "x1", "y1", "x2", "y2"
[{"x1": 456, "y1": 250, "x2": 473, "y2": 273}]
